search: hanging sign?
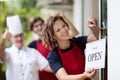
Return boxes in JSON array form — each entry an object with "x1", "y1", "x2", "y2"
[{"x1": 85, "y1": 38, "x2": 106, "y2": 71}]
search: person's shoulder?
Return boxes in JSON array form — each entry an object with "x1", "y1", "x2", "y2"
[
  {"x1": 50, "y1": 47, "x2": 58, "y2": 54},
  {"x1": 5, "y1": 47, "x2": 12, "y2": 53},
  {"x1": 28, "y1": 40, "x2": 37, "y2": 48},
  {"x1": 71, "y1": 36, "x2": 87, "y2": 40},
  {"x1": 48, "y1": 47, "x2": 58, "y2": 57},
  {"x1": 26, "y1": 47, "x2": 38, "y2": 52},
  {"x1": 25, "y1": 47, "x2": 41, "y2": 56},
  {"x1": 70, "y1": 36, "x2": 88, "y2": 50},
  {"x1": 71, "y1": 36, "x2": 87, "y2": 42}
]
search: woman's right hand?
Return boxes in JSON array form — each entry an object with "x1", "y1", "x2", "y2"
[{"x1": 83, "y1": 69, "x2": 96, "y2": 79}]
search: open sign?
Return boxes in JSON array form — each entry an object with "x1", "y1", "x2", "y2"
[
  {"x1": 88, "y1": 51, "x2": 102, "y2": 62},
  {"x1": 85, "y1": 38, "x2": 106, "y2": 71}
]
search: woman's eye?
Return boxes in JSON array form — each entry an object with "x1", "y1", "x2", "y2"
[
  {"x1": 62, "y1": 24, "x2": 65, "y2": 28},
  {"x1": 35, "y1": 25, "x2": 38, "y2": 28},
  {"x1": 56, "y1": 29, "x2": 60, "y2": 32},
  {"x1": 39, "y1": 23, "x2": 43, "y2": 26}
]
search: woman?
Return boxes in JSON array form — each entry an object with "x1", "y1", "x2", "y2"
[
  {"x1": 42, "y1": 12, "x2": 99, "y2": 80},
  {"x1": 28, "y1": 16, "x2": 58, "y2": 80}
]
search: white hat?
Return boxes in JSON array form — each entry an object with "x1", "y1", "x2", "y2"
[{"x1": 6, "y1": 15, "x2": 23, "y2": 35}]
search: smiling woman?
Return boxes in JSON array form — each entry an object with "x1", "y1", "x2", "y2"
[
  {"x1": 42, "y1": 12, "x2": 99, "y2": 80},
  {"x1": 28, "y1": 16, "x2": 58, "y2": 80},
  {"x1": 42, "y1": 12, "x2": 79, "y2": 49}
]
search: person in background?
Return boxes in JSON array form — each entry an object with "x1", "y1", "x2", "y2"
[
  {"x1": 42, "y1": 12, "x2": 99, "y2": 80},
  {"x1": 28, "y1": 16, "x2": 58, "y2": 80},
  {"x1": 0, "y1": 15, "x2": 51, "y2": 80}
]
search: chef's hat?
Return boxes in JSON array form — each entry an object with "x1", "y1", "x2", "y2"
[{"x1": 6, "y1": 15, "x2": 23, "y2": 35}]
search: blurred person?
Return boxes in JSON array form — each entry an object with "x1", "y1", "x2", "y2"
[
  {"x1": 28, "y1": 16, "x2": 58, "y2": 80},
  {"x1": 0, "y1": 15, "x2": 51, "y2": 80},
  {"x1": 42, "y1": 12, "x2": 99, "y2": 80}
]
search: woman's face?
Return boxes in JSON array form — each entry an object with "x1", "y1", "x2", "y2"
[
  {"x1": 33, "y1": 20, "x2": 44, "y2": 36},
  {"x1": 53, "y1": 19, "x2": 70, "y2": 41}
]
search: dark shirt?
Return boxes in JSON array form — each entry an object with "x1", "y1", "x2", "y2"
[
  {"x1": 47, "y1": 36, "x2": 87, "y2": 74},
  {"x1": 28, "y1": 40, "x2": 42, "y2": 49}
]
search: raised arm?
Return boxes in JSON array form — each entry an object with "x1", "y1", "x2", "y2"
[
  {"x1": 87, "y1": 17, "x2": 99, "y2": 43},
  {"x1": 0, "y1": 37, "x2": 6, "y2": 62},
  {"x1": 0, "y1": 29, "x2": 11, "y2": 62},
  {"x1": 56, "y1": 12, "x2": 79, "y2": 38}
]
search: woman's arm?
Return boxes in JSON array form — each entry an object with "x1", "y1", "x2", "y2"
[
  {"x1": 56, "y1": 12, "x2": 79, "y2": 38},
  {"x1": 56, "y1": 68, "x2": 96, "y2": 80},
  {"x1": 47, "y1": 48, "x2": 97, "y2": 80},
  {"x1": 43, "y1": 64, "x2": 53, "y2": 73},
  {"x1": 87, "y1": 17, "x2": 99, "y2": 43},
  {"x1": 62, "y1": 15, "x2": 79, "y2": 37}
]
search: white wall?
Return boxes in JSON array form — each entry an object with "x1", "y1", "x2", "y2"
[
  {"x1": 73, "y1": 0, "x2": 92, "y2": 36},
  {"x1": 73, "y1": 0, "x2": 83, "y2": 36},
  {"x1": 83, "y1": 0, "x2": 92, "y2": 35},
  {"x1": 108, "y1": 0, "x2": 120, "y2": 79}
]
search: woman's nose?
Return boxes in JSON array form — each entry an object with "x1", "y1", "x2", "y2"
[{"x1": 61, "y1": 27, "x2": 67, "y2": 33}]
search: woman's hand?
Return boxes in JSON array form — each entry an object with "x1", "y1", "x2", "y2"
[
  {"x1": 83, "y1": 69, "x2": 96, "y2": 79},
  {"x1": 87, "y1": 17, "x2": 98, "y2": 28},
  {"x1": 55, "y1": 11, "x2": 79, "y2": 37},
  {"x1": 87, "y1": 17, "x2": 99, "y2": 42}
]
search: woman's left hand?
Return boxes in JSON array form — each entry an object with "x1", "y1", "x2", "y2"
[{"x1": 87, "y1": 17, "x2": 98, "y2": 28}]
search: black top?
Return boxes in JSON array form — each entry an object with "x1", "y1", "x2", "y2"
[
  {"x1": 28, "y1": 39, "x2": 42, "y2": 49},
  {"x1": 47, "y1": 36, "x2": 87, "y2": 74}
]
